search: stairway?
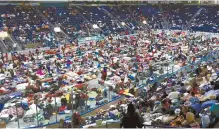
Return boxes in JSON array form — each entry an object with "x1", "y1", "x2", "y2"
[
  {"x1": 8, "y1": 34, "x2": 22, "y2": 51},
  {"x1": 158, "y1": 4, "x2": 169, "y2": 29},
  {"x1": 99, "y1": 7, "x2": 132, "y2": 32},
  {"x1": 34, "y1": 6, "x2": 71, "y2": 44},
  {"x1": 128, "y1": 6, "x2": 151, "y2": 33},
  {"x1": 75, "y1": 6, "x2": 104, "y2": 36},
  {"x1": 0, "y1": 39, "x2": 7, "y2": 53},
  {"x1": 184, "y1": 7, "x2": 203, "y2": 30}
]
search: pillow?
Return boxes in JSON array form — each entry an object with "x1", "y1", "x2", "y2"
[
  {"x1": 162, "y1": 115, "x2": 176, "y2": 123},
  {"x1": 168, "y1": 91, "x2": 180, "y2": 100},
  {"x1": 91, "y1": 75, "x2": 97, "y2": 79},
  {"x1": 199, "y1": 95, "x2": 216, "y2": 102},
  {"x1": 84, "y1": 75, "x2": 92, "y2": 80},
  {"x1": 186, "y1": 86, "x2": 192, "y2": 91}
]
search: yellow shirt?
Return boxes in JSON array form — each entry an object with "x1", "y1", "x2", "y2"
[{"x1": 65, "y1": 94, "x2": 70, "y2": 103}]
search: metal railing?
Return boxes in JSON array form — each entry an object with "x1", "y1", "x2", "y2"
[{"x1": 101, "y1": 49, "x2": 219, "y2": 129}]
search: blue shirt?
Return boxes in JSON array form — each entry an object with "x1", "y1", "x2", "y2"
[{"x1": 189, "y1": 96, "x2": 199, "y2": 104}]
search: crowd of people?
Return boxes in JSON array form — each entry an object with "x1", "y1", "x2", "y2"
[
  {"x1": 0, "y1": 4, "x2": 218, "y2": 51},
  {"x1": 0, "y1": 6, "x2": 55, "y2": 45},
  {"x1": 163, "y1": 4, "x2": 219, "y2": 32},
  {"x1": 70, "y1": 31, "x2": 219, "y2": 128},
  {"x1": 0, "y1": 27, "x2": 218, "y2": 128},
  {"x1": 0, "y1": 2, "x2": 219, "y2": 129}
]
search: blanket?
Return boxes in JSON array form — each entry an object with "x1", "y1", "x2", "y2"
[{"x1": 0, "y1": 106, "x2": 24, "y2": 118}]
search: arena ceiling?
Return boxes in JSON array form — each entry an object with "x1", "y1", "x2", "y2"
[
  {"x1": 0, "y1": 0, "x2": 216, "y2": 1},
  {"x1": 0, "y1": 0, "x2": 217, "y2": 4}
]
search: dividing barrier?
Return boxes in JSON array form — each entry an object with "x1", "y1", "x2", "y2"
[{"x1": 98, "y1": 49, "x2": 219, "y2": 128}]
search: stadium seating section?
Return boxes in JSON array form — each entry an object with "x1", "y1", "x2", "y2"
[{"x1": 0, "y1": 4, "x2": 218, "y2": 46}]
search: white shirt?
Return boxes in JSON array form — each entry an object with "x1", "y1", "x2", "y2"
[{"x1": 168, "y1": 91, "x2": 180, "y2": 100}]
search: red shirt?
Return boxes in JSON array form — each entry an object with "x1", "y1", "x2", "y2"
[{"x1": 192, "y1": 87, "x2": 199, "y2": 94}]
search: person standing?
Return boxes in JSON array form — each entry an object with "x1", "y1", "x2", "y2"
[
  {"x1": 101, "y1": 66, "x2": 107, "y2": 82},
  {"x1": 13, "y1": 43, "x2": 17, "y2": 51},
  {"x1": 120, "y1": 103, "x2": 143, "y2": 128},
  {"x1": 46, "y1": 62, "x2": 51, "y2": 74}
]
